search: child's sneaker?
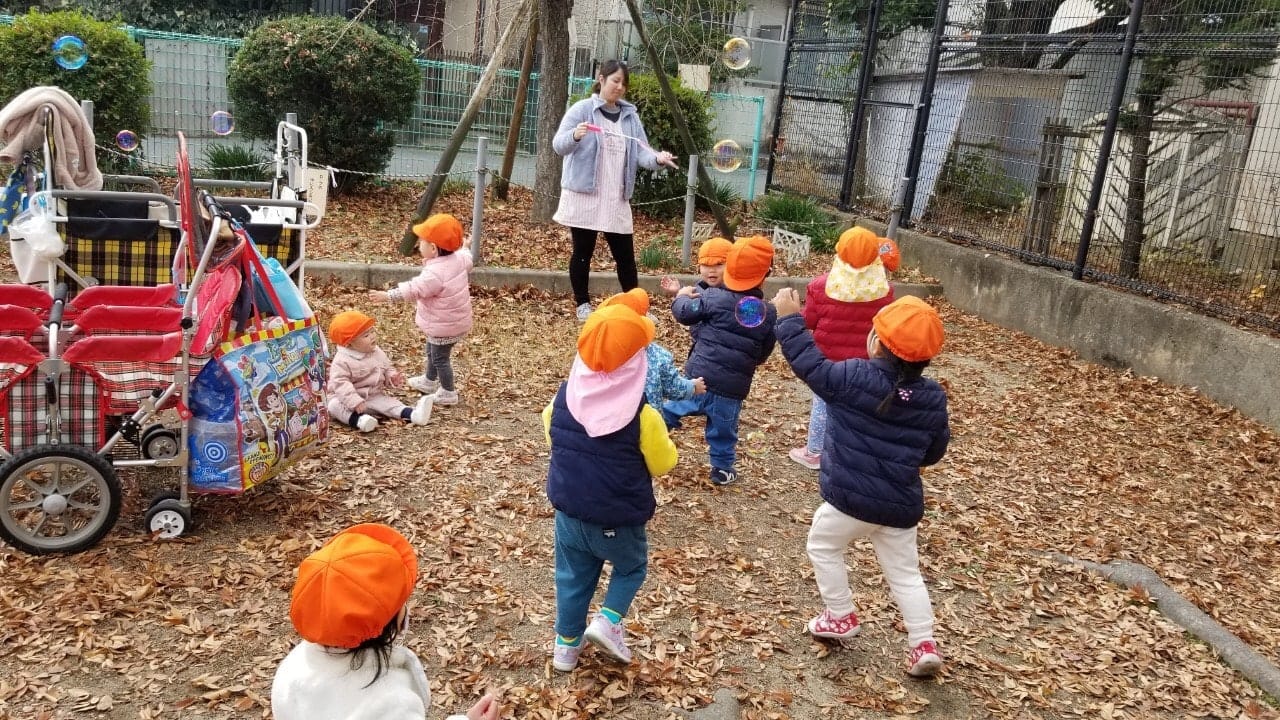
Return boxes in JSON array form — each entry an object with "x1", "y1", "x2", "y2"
[
  {"x1": 410, "y1": 396, "x2": 433, "y2": 425},
  {"x1": 432, "y1": 388, "x2": 460, "y2": 406},
  {"x1": 407, "y1": 375, "x2": 439, "y2": 394},
  {"x1": 552, "y1": 639, "x2": 583, "y2": 672},
  {"x1": 583, "y1": 614, "x2": 632, "y2": 664},
  {"x1": 576, "y1": 303, "x2": 592, "y2": 322},
  {"x1": 709, "y1": 467, "x2": 737, "y2": 486},
  {"x1": 807, "y1": 608, "x2": 861, "y2": 639},
  {"x1": 355, "y1": 414, "x2": 379, "y2": 433},
  {"x1": 788, "y1": 447, "x2": 821, "y2": 470},
  {"x1": 907, "y1": 640, "x2": 943, "y2": 677}
]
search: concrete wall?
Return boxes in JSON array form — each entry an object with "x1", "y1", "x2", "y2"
[{"x1": 855, "y1": 219, "x2": 1280, "y2": 432}]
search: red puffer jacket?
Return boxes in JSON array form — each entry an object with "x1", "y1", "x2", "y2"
[{"x1": 802, "y1": 274, "x2": 894, "y2": 361}]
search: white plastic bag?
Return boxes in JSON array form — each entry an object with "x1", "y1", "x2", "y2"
[{"x1": 8, "y1": 208, "x2": 63, "y2": 259}]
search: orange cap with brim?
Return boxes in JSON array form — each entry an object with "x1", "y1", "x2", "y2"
[
  {"x1": 577, "y1": 305, "x2": 655, "y2": 372},
  {"x1": 599, "y1": 288, "x2": 650, "y2": 316},
  {"x1": 411, "y1": 213, "x2": 464, "y2": 252},
  {"x1": 836, "y1": 227, "x2": 880, "y2": 269},
  {"x1": 871, "y1": 296, "x2": 944, "y2": 362},
  {"x1": 697, "y1": 237, "x2": 732, "y2": 266},
  {"x1": 879, "y1": 239, "x2": 901, "y2": 272},
  {"x1": 722, "y1": 235, "x2": 774, "y2": 292},
  {"x1": 328, "y1": 311, "x2": 376, "y2": 346}
]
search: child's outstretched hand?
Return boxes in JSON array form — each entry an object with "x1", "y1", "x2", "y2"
[
  {"x1": 659, "y1": 275, "x2": 681, "y2": 295},
  {"x1": 676, "y1": 285, "x2": 700, "y2": 299},
  {"x1": 466, "y1": 693, "x2": 502, "y2": 720},
  {"x1": 772, "y1": 287, "x2": 802, "y2": 317},
  {"x1": 691, "y1": 377, "x2": 707, "y2": 395},
  {"x1": 368, "y1": 290, "x2": 391, "y2": 304}
]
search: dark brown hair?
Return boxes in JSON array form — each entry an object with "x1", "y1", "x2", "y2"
[{"x1": 590, "y1": 59, "x2": 629, "y2": 95}]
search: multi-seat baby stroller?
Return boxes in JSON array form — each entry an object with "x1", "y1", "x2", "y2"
[{"x1": 1, "y1": 94, "x2": 325, "y2": 554}]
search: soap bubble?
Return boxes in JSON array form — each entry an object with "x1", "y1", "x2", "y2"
[
  {"x1": 744, "y1": 430, "x2": 767, "y2": 457},
  {"x1": 735, "y1": 295, "x2": 766, "y2": 328},
  {"x1": 210, "y1": 111, "x2": 235, "y2": 136},
  {"x1": 52, "y1": 35, "x2": 88, "y2": 71},
  {"x1": 710, "y1": 139, "x2": 743, "y2": 173},
  {"x1": 722, "y1": 37, "x2": 751, "y2": 71},
  {"x1": 115, "y1": 130, "x2": 139, "y2": 152}
]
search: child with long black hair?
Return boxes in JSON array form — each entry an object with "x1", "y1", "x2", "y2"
[{"x1": 772, "y1": 290, "x2": 950, "y2": 678}]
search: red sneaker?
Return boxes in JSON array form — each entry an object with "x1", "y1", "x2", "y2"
[
  {"x1": 907, "y1": 640, "x2": 943, "y2": 677},
  {"x1": 806, "y1": 608, "x2": 861, "y2": 639}
]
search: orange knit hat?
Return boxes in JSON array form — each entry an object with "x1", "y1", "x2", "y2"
[
  {"x1": 411, "y1": 213, "x2": 464, "y2": 252},
  {"x1": 289, "y1": 524, "x2": 418, "y2": 649},
  {"x1": 878, "y1": 238, "x2": 901, "y2": 272},
  {"x1": 723, "y1": 235, "x2": 774, "y2": 291},
  {"x1": 577, "y1": 304, "x2": 655, "y2": 372},
  {"x1": 871, "y1": 296, "x2": 944, "y2": 362},
  {"x1": 836, "y1": 227, "x2": 880, "y2": 269},
  {"x1": 598, "y1": 288, "x2": 650, "y2": 316},
  {"x1": 697, "y1": 237, "x2": 732, "y2": 266},
  {"x1": 328, "y1": 311, "x2": 376, "y2": 346}
]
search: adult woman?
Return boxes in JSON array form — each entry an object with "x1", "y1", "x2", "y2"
[{"x1": 553, "y1": 59, "x2": 679, "y2": 321}]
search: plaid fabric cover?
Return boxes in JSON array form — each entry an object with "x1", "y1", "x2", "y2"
[
  {"x1": 87, "y1": 357, "x2": 208, "y2": 415},
  {"x1": 244, "y1": 223, "x2": 299, "y2": 275},
  {"x1": 57, "y1": 220, "x2": 179, "y2": 292},
  {"x1": 3, "y1": 365, "x2": 102, "y2": 452}
]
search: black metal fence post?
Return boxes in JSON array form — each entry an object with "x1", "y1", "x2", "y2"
[
  {"x1": 893, "y1": 0, "x2": 950, "y2": 231},
  {"x1": 764, "y1": 0, "x2": 802, "y2": 193},
  {"x1": 837, "y1": 0, "x2": 884, "y2": 210},
  {"x1": 1074, "y1": 0, "x2": 1145, "y2": 280}
]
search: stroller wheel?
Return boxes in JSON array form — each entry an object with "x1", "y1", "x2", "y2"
[
  {"x1": 0, "y1": 445, "x2": 121, "y2": 555},
  {"x1": 141, "y1": 427, "x2": 180, "y2": 460},
  {"x1": 145, "y1": 493, "x2": 191, "y2": 540}
]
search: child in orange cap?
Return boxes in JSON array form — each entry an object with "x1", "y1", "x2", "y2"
[
  {"x1": 773, "y1": 289, "x2": 950, "y2": 678},
  {"x1": 327, "y1": 311, "x2": 433, "y2": 432},
  {"x1": 789, "y1": 227, "x2": 896, "y2": 471},
  {"x1": 659, "y1": 236, "x2": 732, "y2": 296},
  {"x1": 598, "y1": 288, "x2": 706, "y2": 409},
  {"x1": 542, "y1": 304, "x2": 678, "y2": 672},
  {"x1": 663, "y1": 235, "x2": 778, "y2": 486},
  {"x1": 370, "y1": 213, "x2": 473, "y2": 407},
  {"x1": 272, "y1": 523, "x2": 501, "y2": 720}
]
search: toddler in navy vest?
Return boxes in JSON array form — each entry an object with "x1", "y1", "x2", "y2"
[
  {"x1": 774, "y1": 291, "x2": 950, "y2": 678},
  {"x1": 542, "y1": 305, "x2": 678, "y2": 672}
]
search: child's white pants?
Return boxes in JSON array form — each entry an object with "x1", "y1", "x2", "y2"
[{"x1": 806, "y1": 502, "x2": 936, "y2": 647}]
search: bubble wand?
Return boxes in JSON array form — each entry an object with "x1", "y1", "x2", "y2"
[{"x1": 584, "y1": 124, "x2": 678, "y2": 167}]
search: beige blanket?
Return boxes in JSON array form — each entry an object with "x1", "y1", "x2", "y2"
[{"x1": 0, "y1": 85, "x2": 103, "y2": 191}]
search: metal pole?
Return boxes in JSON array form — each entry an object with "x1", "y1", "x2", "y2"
[
  {"x1": 895, "y1": 0, "x2": 950, "y2": 228},
  {"x1": 747, "y1": 97, "x2": 763, "y2": 202},
  {"x1": 471, "y1": 137, "x2": 487, "y2": 264},
  {"x1": 838, "y1": 0, "x2": 883, "y2": 210},
  {"x1": 285, "y1": 112, "x2": 301, "y2": 191},
  {"x1": 1074, "y1": 0, "x2": 1145, "y2": 280},
  {"x1": 681, "y1": 154, "x2": 700, "y2": 265},
  {"x1": 764, "y1": 0, "x2": 801, "y2": 192}
]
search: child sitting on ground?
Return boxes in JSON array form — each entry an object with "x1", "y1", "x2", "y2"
[
  {"x1": 662, "y1": 235, "x2": 778, "y2": 486},
  {"x1": 326, "y1": 311, "x2": 432, "y2": 432},
  {"x1": 598, "y1": 288, "x2": 707, "y2": 409},
  {"x1": 773, "y1": 290, "x2": 950, "y2": 678},
  {"x1": 370, "y1": 213, "x2": 473, "y2": 407},
  {"x1": 543, "y1": 305, "x2": 678, "y2": 672},
  {"x1": 789, "y1": 227, "x2": 897, "y2": 471},
  {"x1": 272, "y1": 523, "x2": 501, "y2": 720},
  {"x1": 659, "y1": 236, "x2": 732, "y2": 296}
]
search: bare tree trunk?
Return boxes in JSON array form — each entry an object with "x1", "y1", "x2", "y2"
[
  {"x1": 978, "y1": 0, "x2": 1060, "y2": 69},
  {"x1": 494, "y1": 11, "x2": 538, "y2": 201},
  {"x1": 1119, "y1": 92, "x2": 1157, "y2": 279},
  {"x1": 530, "y1": 0, "x2": 573, "y2": 222}
]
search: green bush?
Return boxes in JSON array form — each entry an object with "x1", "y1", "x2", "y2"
[
  {"x1": 0, "y1": 10, "x2": 150, "y2": 172},
  {"x1": 935, "y1": 151, "x2": 1027, "y2": 212},
  {"x1": 201, "y1": 142, "x2": 268, "y2": 182},
  {"x1": 228, "y1": 16, "x2": 419, "y2": 193},
  {"x1": 626, "y1": 74, "x2": 713, "y2": 219},
  {"x1": 755, "y1": 193, "x2": 840, "y2": 251},
  {"x1": 637, "y1": 237, "x2": 679, "y2": 271}
]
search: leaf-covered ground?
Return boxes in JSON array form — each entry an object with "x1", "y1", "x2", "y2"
[{"x1": 1, "y1": 185, "x2": 1278, "y2": 719}]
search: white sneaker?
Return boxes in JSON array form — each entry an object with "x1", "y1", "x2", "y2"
[
  {"x1": 410, "y1": 396, "x2": 433, "y2": 425},
  {"x1": 432, "y1": 388, "x2": 459, "y2": 406},
  {"x1": 355, "y1": 414, "x2": 378, "y2": 433},
  {"x1": 575, "y1": 303, "x2": 592, "y2": 321},
  {"x1": 407, "y1": 375, "x2": 439, "y2": 394}
]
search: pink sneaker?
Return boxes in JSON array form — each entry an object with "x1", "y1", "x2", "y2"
[
  {"x1": 788, "y1": 447, "x2": 821, "y2": 470},
  {"x1": 583, "y1": 614, "x2": 632, "y2": 664},
  {"x1": 907, "y1": 640, "x2": 943, "y2": 677},
  {"x1": 807, "y1": 608, "x2": 861, "y2": 639},
  {"x1": 552, "y1": 640, "x2": 582, "y2": 672}
]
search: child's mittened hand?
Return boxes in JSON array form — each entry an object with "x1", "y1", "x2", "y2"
[
  {"x1": 692, "y1": 377, "x2": 707, "y2": 395},
  {"x1": 772, "y1": 287, "x2": 802, "y2": 317},
  {"x1": 466, "y1": 694, "x2": 501, "y2": 720},
  {"x1": 368, "y1": 290, "x2": 391, "y2": 304},
  {"x1": 659, "y1": 276, "x2": 680, "y2": 295}
]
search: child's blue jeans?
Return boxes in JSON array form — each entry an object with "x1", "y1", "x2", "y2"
[
  {"x1": 554, "y1": 511, "x2": 649, "y2": 639},
  {"x1": 662, "y1": 392, "x2": 743, "y2": 471}
]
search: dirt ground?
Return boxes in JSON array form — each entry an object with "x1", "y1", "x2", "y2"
[{"x1": 2, "y1": 187, "x2": 1280, "y2": 719}]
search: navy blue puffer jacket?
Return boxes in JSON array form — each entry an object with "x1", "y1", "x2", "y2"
[
  {"x1": 776, "y1": 314, "x2": 950, "y2": 528},
  {"x1": 672, "y1": 286, "x2": 777, "y2": 400}
]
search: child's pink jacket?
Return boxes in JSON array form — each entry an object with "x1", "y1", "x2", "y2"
[
  {"x1": 327, "y1": 346, "x2": 403, "y2": 412},
  {"x1": 393, "y1": 250, "x2": 474, "y2": 339}
]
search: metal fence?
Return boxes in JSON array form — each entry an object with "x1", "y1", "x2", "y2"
[{"x1": 769, "y1": 0, "x2": 1280, "y2": 333}]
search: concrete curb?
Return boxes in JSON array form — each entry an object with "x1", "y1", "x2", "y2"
[
  {"x1": 306, "y1": 260, "x2": 945, "y2": 301},
  {"x1": 1055, "y1": 554, "x2": 1280, "y2": 701}
]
